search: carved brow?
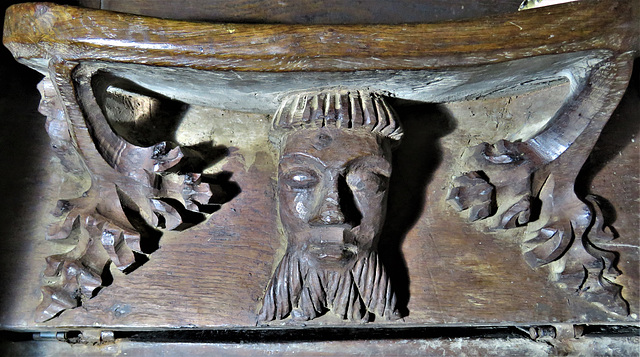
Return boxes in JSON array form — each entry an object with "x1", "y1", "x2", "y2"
[
  {"x1": 347, "y1": 155, "x2": 391, "y2": 177},
  {"x1": 280, "y1": 152, "x2": 327, "y2": 168}
]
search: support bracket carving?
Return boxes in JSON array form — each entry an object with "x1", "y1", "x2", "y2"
[
  {"x1": 447, "y1": 54, "x2": 634, "y2": 315},
  {"x1": 34, "y1": 62, "x2": 236, "y2": 322}
]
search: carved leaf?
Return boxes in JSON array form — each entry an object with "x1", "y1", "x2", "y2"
[
  {"x1": 455, "y1": 133, "x2": 630, "y2": 316},
  {"x1": 496, "y1": 194, "x2": 532, "y2": 229},
  {"x1": 36, "y1": 231, "x2": 109, "y2": 322},
  {"x1": 523, "y1": 221, "x2": 573, "y2": 268},
  {"x1": 446, "y1": 171, "x2": 495, "y2": 222},
  {"x1": 522, "y1": 175, "x2": 628, "y2": 315},
  {"x1": 35, "y1": 73, "x2": 237, "y2": 321}
]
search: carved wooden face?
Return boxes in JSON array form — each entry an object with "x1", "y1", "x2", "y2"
[{"x1": 278, "y1": 128, "x2": 392, "y2": 270}]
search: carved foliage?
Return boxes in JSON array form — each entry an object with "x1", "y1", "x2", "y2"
[
  {"x1": 448, "y1": 139, "x2": 628, "y2": 315},
  {"x1": 446, "y1": 54, "x2": 634, "y2": 315},
  {"x1": 446, "y1": 171, "x2": 495, "y2": 222},
  {"x1": 526, "y1": 179, "x2": 627, "y2": 315},
  {"x1": 35, "y1": 71, "x2": 229, "y2": 322}
]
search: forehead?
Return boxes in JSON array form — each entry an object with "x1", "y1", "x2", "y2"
[{"x1": 280, "y1": 128, "x2": 388, "y2": 168}]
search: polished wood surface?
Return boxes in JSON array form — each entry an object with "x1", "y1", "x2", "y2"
[{"x1": 3, "y1": 1, "x2": 638, "y2": 72}]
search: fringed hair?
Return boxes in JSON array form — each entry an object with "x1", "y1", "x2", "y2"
[{"x1": 270, "y1": 90, "x2": 403, "y2": 145}]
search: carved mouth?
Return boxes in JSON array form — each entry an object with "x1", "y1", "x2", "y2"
[
  {"x1": 307, "y1": 225, "x2": 358, "y2": 262},
  {"x1": 308, "y1": 225, "x2": 355, "y2": 243},
  {"x1": 308, "y1": 242, "x2": 358, "y2": 261}
]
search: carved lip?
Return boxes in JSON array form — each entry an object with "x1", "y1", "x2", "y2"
[
  {"x1": 308, "y1": 242, "x2": 358, "y2": 261},
  {"x1": 307, "y1": 225, "x2": 358, "y2": 261},
  {"x1": 307, "y1": 225, "x2": 355, "y2": 244}
]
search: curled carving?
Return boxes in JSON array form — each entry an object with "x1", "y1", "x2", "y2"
[
  {"x1": 446, "y1": 171, "x2": 495, "y2": 222},
  {"x1": 450, "y1": 146, "x2": 629, "y2": 315},
  {"x1": 449, "y1": 140, "x2": 535, "y2": 229},
  {"x1": 450, "y1": 140, "x2": 629, "y2": 316},
  {"x1": 574, "y1": 195, "x2": 627, "y2": 315},
  {"x1": 522, "y1": 174, "x2": 573, "y2": 268},
  {"x1": 446, "y1": 54, "x2": 633, "y2": 315},
  {"x1": 527, "y1": 183, "x2": 628, "y2": 315},
  {"x1": 479, "y1": 139, "x2": 527, "y2": 165},
  {"x1": 35, "y1": 69, "x2": 235, "y2": 321},
  {"x1": 498, "y1": 194, "x2": 532, "y2": 229},
  {"x1": 36, "y1": 222, "x2": 110, "y2": 322},
  {"x1": 524, "y1": 223, "x2": 573, "y2": 268}
]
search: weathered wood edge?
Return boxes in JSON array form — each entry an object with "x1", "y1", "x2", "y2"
[
  {"x1": 3, "y1": 1, "x2": 639, "y2": 72},
  {"x1": 2, "y1": 331, "x2": 639, "y2": 356}
]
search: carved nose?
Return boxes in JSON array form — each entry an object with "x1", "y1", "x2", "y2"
[{"x1": 310, "y1": 190, "x2": 345, "y2": 225}]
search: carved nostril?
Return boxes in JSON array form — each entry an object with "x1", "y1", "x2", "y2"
[
  {"x1": 310, "y1": 194, "x2": 345, "y2": 225},
  {"x1": 320, "y1": 208, "x2": 345, "y2": 224}
]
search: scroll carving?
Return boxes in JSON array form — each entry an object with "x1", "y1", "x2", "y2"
[
  {"x1": 35, "y1": 64, "x2": 235, "y2": 322},
  {"x1": 446, "y1": 55, "x2": 633, "y2": 315},
  {"x1": 449, "y1": 139, "x2": 628, "y2": 315},
  {"x1": 259, "y1": 91, "x2": 403, "y2": 322}
]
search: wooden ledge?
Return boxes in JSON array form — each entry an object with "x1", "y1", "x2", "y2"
[{"x1": 3, "y1": 1, "x2": 638, "y2": 72}]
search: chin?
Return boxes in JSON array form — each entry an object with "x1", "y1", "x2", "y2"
[{"x1": 258, "y1": 243, "x2": 401, "y2": 322}]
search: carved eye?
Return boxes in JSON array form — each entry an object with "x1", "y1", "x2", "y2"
[
  {"x1": 282, "y1": 169, "x2": 319, "y2": 190},
  {"x1": 346, "y1": 171, "x2": 388, "y2": 193}
]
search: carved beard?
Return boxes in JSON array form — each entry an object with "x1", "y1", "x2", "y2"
[{"x1": 258, "y1": 249, "x2": 400, "y2": 322}]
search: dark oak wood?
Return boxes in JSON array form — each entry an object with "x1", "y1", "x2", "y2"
[
  {"x1": 79, "y1": 0, "x2": 523, "y2": 24},
  {"x1": 33, "y1": 64, "x2": 224, "y2": 322},
  {"x1": 3, "y1": 1, "x2": 638, "y2": 72},
  {"x1": 0, "y1": 0, "x2": 638, "y2": 333},
  {"x1": 259, "y1": 91, "x2": 402, "y2": 322}
]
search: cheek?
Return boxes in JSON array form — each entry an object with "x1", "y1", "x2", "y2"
[
  {"x1": 279, "y1": 189, "x2": 314, "y2": 223},
  {"x1": 293, "y1": 192, "x2": 312, "y2": 221},
  {"x1": 353, "y1": 191, "x2": 387, "y2": 226}
]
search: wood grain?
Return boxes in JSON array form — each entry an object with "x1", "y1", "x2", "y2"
[
  {"x1": 0, "y1": 83, "x2": 632, "y2": 330},
  {"x1": 0, "y1": 0, "x2": 638, "y2": 332},
  {"x1": 3, "y1": 1, "x2": 638, "y2": 72}
]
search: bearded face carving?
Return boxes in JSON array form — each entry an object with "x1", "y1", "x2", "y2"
[{"x1": 258, "y1": 91, "x2": 403, "y2": 322}]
